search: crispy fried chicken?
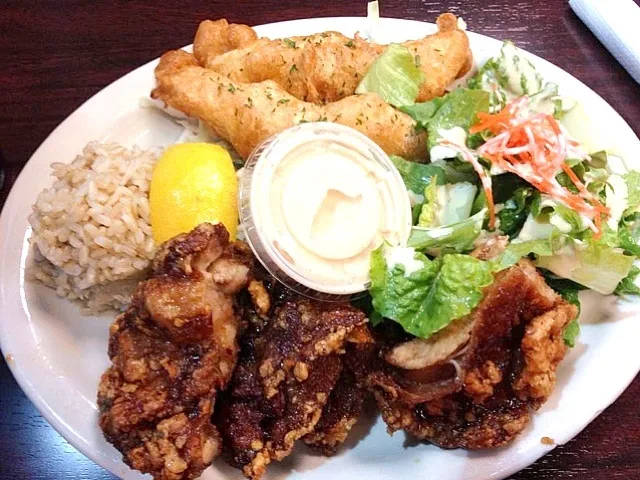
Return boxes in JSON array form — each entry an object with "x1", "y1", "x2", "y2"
[
  {"x1": 302, "y1": 353, "x2": 369, "y2": 455},
  {"x1": 217, "y1": 288, "x2": 370, "y2": 479},
  {"x1": 98, "y1": 223, "x2": 252, "y2": 480},
  {"x1": 363, "y1": 260, "x2": 577, "y2": 449}
]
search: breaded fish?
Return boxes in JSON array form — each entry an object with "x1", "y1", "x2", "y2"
[
  {"x1": 193, "y1": 19, "x2": 258, "y2": 67},
  {"x1": 194, "y1": 13, "x2": 472, "y2": 104},
  {"x1": 151, "y1": 50, "x2": 427, "y2": 160}
]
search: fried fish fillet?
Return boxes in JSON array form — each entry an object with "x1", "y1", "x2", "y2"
[
  {"x1": 217, "y1": 289, "x2": 370, "y2": 479},
  {"x1": 194, "y1": 13, "x2": 472, "y2": 104},
  {"x1": 152, "y1": 50, "x2": 427, "y2": 160},
  {"x1": 193, "y1": 19, "x2": 258, "y2": 65},
  {"x1": 98, "y1": 223, "x2": 252, "y2": 480},
  {"x1": 362, "y1": 260, "x2": 577, "y2": 449}
]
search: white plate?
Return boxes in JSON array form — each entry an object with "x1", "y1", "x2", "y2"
[{"x1": 1, "y1": 16, "x2": 639, "y2": 480}]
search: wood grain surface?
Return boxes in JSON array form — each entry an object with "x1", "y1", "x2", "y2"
[{"x1": 1, "y1": 0, "x2": 639, "y2": 479}]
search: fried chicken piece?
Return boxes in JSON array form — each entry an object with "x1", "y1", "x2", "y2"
[
  {"x1": 217, "y1": 292, "x2": 369, "y2": 479},
  {"x1": 151, "y1": 50, "x2": 427, "y2": 160},
  {"x1": 302, "y1": 355, "x2": 368, "y2": 455},
  {"x1": 194, "y1": 13, "x2": 472, "y2": 104},
  {"x1": 98, "y1": 223, "x2": 252, "y2": 480},
  {"x1": 367, "y1": 260, "x2": 577, "y2": 449}
]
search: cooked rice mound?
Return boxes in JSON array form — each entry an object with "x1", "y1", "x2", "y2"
[{"x1": 29, "y1": 142, "x2": 159, "y2": 313}]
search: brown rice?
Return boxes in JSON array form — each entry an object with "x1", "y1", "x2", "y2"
[{"x1": 28, "y1": 141, "x2": 159, "y2": 313}]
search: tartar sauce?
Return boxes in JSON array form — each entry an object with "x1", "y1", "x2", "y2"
[{"x1": 239, "y1": 123, "x2": 411, "y2": 297}]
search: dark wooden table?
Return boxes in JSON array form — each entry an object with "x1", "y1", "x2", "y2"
[{"x1": 1, "y1": 0, "x2": 639, "y2": 478}]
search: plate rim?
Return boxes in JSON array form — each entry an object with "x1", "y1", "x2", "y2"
[{"x1": 1, "y1": 15, "x2": 639, "y2": 480}]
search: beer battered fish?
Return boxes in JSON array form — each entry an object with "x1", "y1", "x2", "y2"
[
  {"x1": 193, "y1": 19, "x2": 258, "y2": 65},
  {"x1": 193, "y1": 13, "x2": 472, "y2": 104},
  {"x1": 151, "y1": 50, "x2": 427, "y2": 160}
]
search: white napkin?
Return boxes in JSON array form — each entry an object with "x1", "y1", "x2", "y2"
[{"x1": 569, "y1": 0, "x2": 640, "y2": 85}]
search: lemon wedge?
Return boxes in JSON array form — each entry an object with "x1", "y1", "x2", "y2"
[{"x1": 150, "y1": 143, "x2": 238, "y2": 244}]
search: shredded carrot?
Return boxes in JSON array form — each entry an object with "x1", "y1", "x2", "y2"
[{"x1": 445, "y1": 97, "x2": 609, "y2": 235}]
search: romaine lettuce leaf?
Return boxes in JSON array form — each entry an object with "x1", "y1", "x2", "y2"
[
  {"x1": 614, "y1": 265, "x2": 640, "y2": 295},
  {"x1": 400, "y1": 88, "x2": 490, "y2": 149},
  {"x1": 399, "y1": 97, "x2": 446, "y2": 129},
  {"x1": 429, "y1": 159, "x2": 478, "y2": 184},
  {"x1": 563, "y1": 319, "x2": 580, "y2": 348},
  {"x1": 369, "y1": 246, "x2": 494, "y2": 338},
  {"x1": 468, "y1": 41, "x2": 571, "y2": 118},
  {"x1": 618, "y1": 214, "x2": 640, "y2": 256},
  {"x1": 535, "y1": 243, "x2": 635, "y2": 295},
  {"x1": 409, "y1": 209, "x2": 485, "y2": 253},
  {"x1": 624, "y1": 171, "x2": 640, "y2": 211},
  {"x1": 541, "y1": 273, "x2": 582, "y2": 346},
  {"x1": 418, "y1": 182, "x2": 478, "y2": 228},
  {"x1": 417, "y1": 181, "x2": 438, "y2": 227},
  {"x1": 467, "y1": 58, "x2": 509, "y2": 109},
  {"x1": 494, "y1": 238, "x2": 555, "y2": 270},
  {"x1": 498, "y1": 187, "x2": 534, "y2": 237},
  {"x1": 390, "y1": 155, "x2": 445, "y2": 194},
  {"x1": 355, "y1": 44, "x2": 424, "y2": 107}
]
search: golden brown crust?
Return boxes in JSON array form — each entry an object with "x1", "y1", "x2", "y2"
[
  {"x1": 513, "y1": 301, "x2": 577, "y2": 405},
  {"x1": 363, "y1": 260, "x2": 576, "y2": 450},
  {"x1": 152, "y1": 50, "x2": 427, "y2": 160},
  {"x1": 217, "y1": 288, "x2": 369, "y2": 479},
  {"x1": 98, "y1": 223, "x2": 252, "y2": 480},
  {"x1": 303, "y1": 364, "x2": 367, "y2": 455},
  {"x1": 193, "y1": 19, "x2": 259, "y2": 67},
  {"x1": 194, "y1": 13, "x2": 472, "y2": 104}
]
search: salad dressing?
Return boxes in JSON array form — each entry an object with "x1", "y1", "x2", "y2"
[{"x1": 240, "y1": 122, "x2": 411, "y2": 296}]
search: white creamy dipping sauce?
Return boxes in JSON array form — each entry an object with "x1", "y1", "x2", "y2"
[{"x1": 240, "y1": 123, "x2": 411, "y2": 296}]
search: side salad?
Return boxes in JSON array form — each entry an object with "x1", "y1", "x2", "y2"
[{"x1": 357, "y1": 41, "x2": 640, "y2": 347}]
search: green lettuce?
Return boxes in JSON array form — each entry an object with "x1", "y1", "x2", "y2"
[
  {"x1": 429, "y1": 159, "x2": 478, "y2": 184},
  {"x1": 390, "y1": 155, "x2": 445, "y2": 194},
  {"x1": 542, "y1": 273, "x2": 583, "y2": 346},
  {"x1": 390, "y1": 155, "x2": 477, "y2": 196},
  {"x1": 398, "y1": 97, "x2": 446, "y2": 128},
  {"x1": 494, "y1": 238, "x2": 555, "y2": 270},
  {"x1": 409, "y1": 209, "x2": 486, "y2": 253},
  {"x1": 536, "y1": 243, "x2": 635, "y2": 295},
  {"x1": 498, "y1": 187, "x2": 534, "y2": 237},
  {"x1": 418, "y1": 182, "x2": 478, "y2": 228},
  {"x1": 400, "y1": 88, "x2": 490, "y2": 149},
  {"x1": 614, "y1": 265, "x2": 640, "y2": 295},
  {"x1": 467, "y1": 58, "x2": 509, "y2": 109},
  {"x1": 624, "y1": 171, "x2": 640, "y2": 211},
  {"x1": 563, "y1": 319, "x2": 580, "y2": 348},
  {"x1": 417, "y1": 181, "x2": 439, "y2": 227},
  {"x1": 618, "y1": 214, "x2": 640, "y2": 256},
  {"x1": 468, "y1": 41, "x2": 571, "y2": 118},
  {"x1": 369, "y1": 246, "x2": 494, "y2": 338},
  {"x1": 355, "y1": 44, "x2": 424, "y2": 107}
]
